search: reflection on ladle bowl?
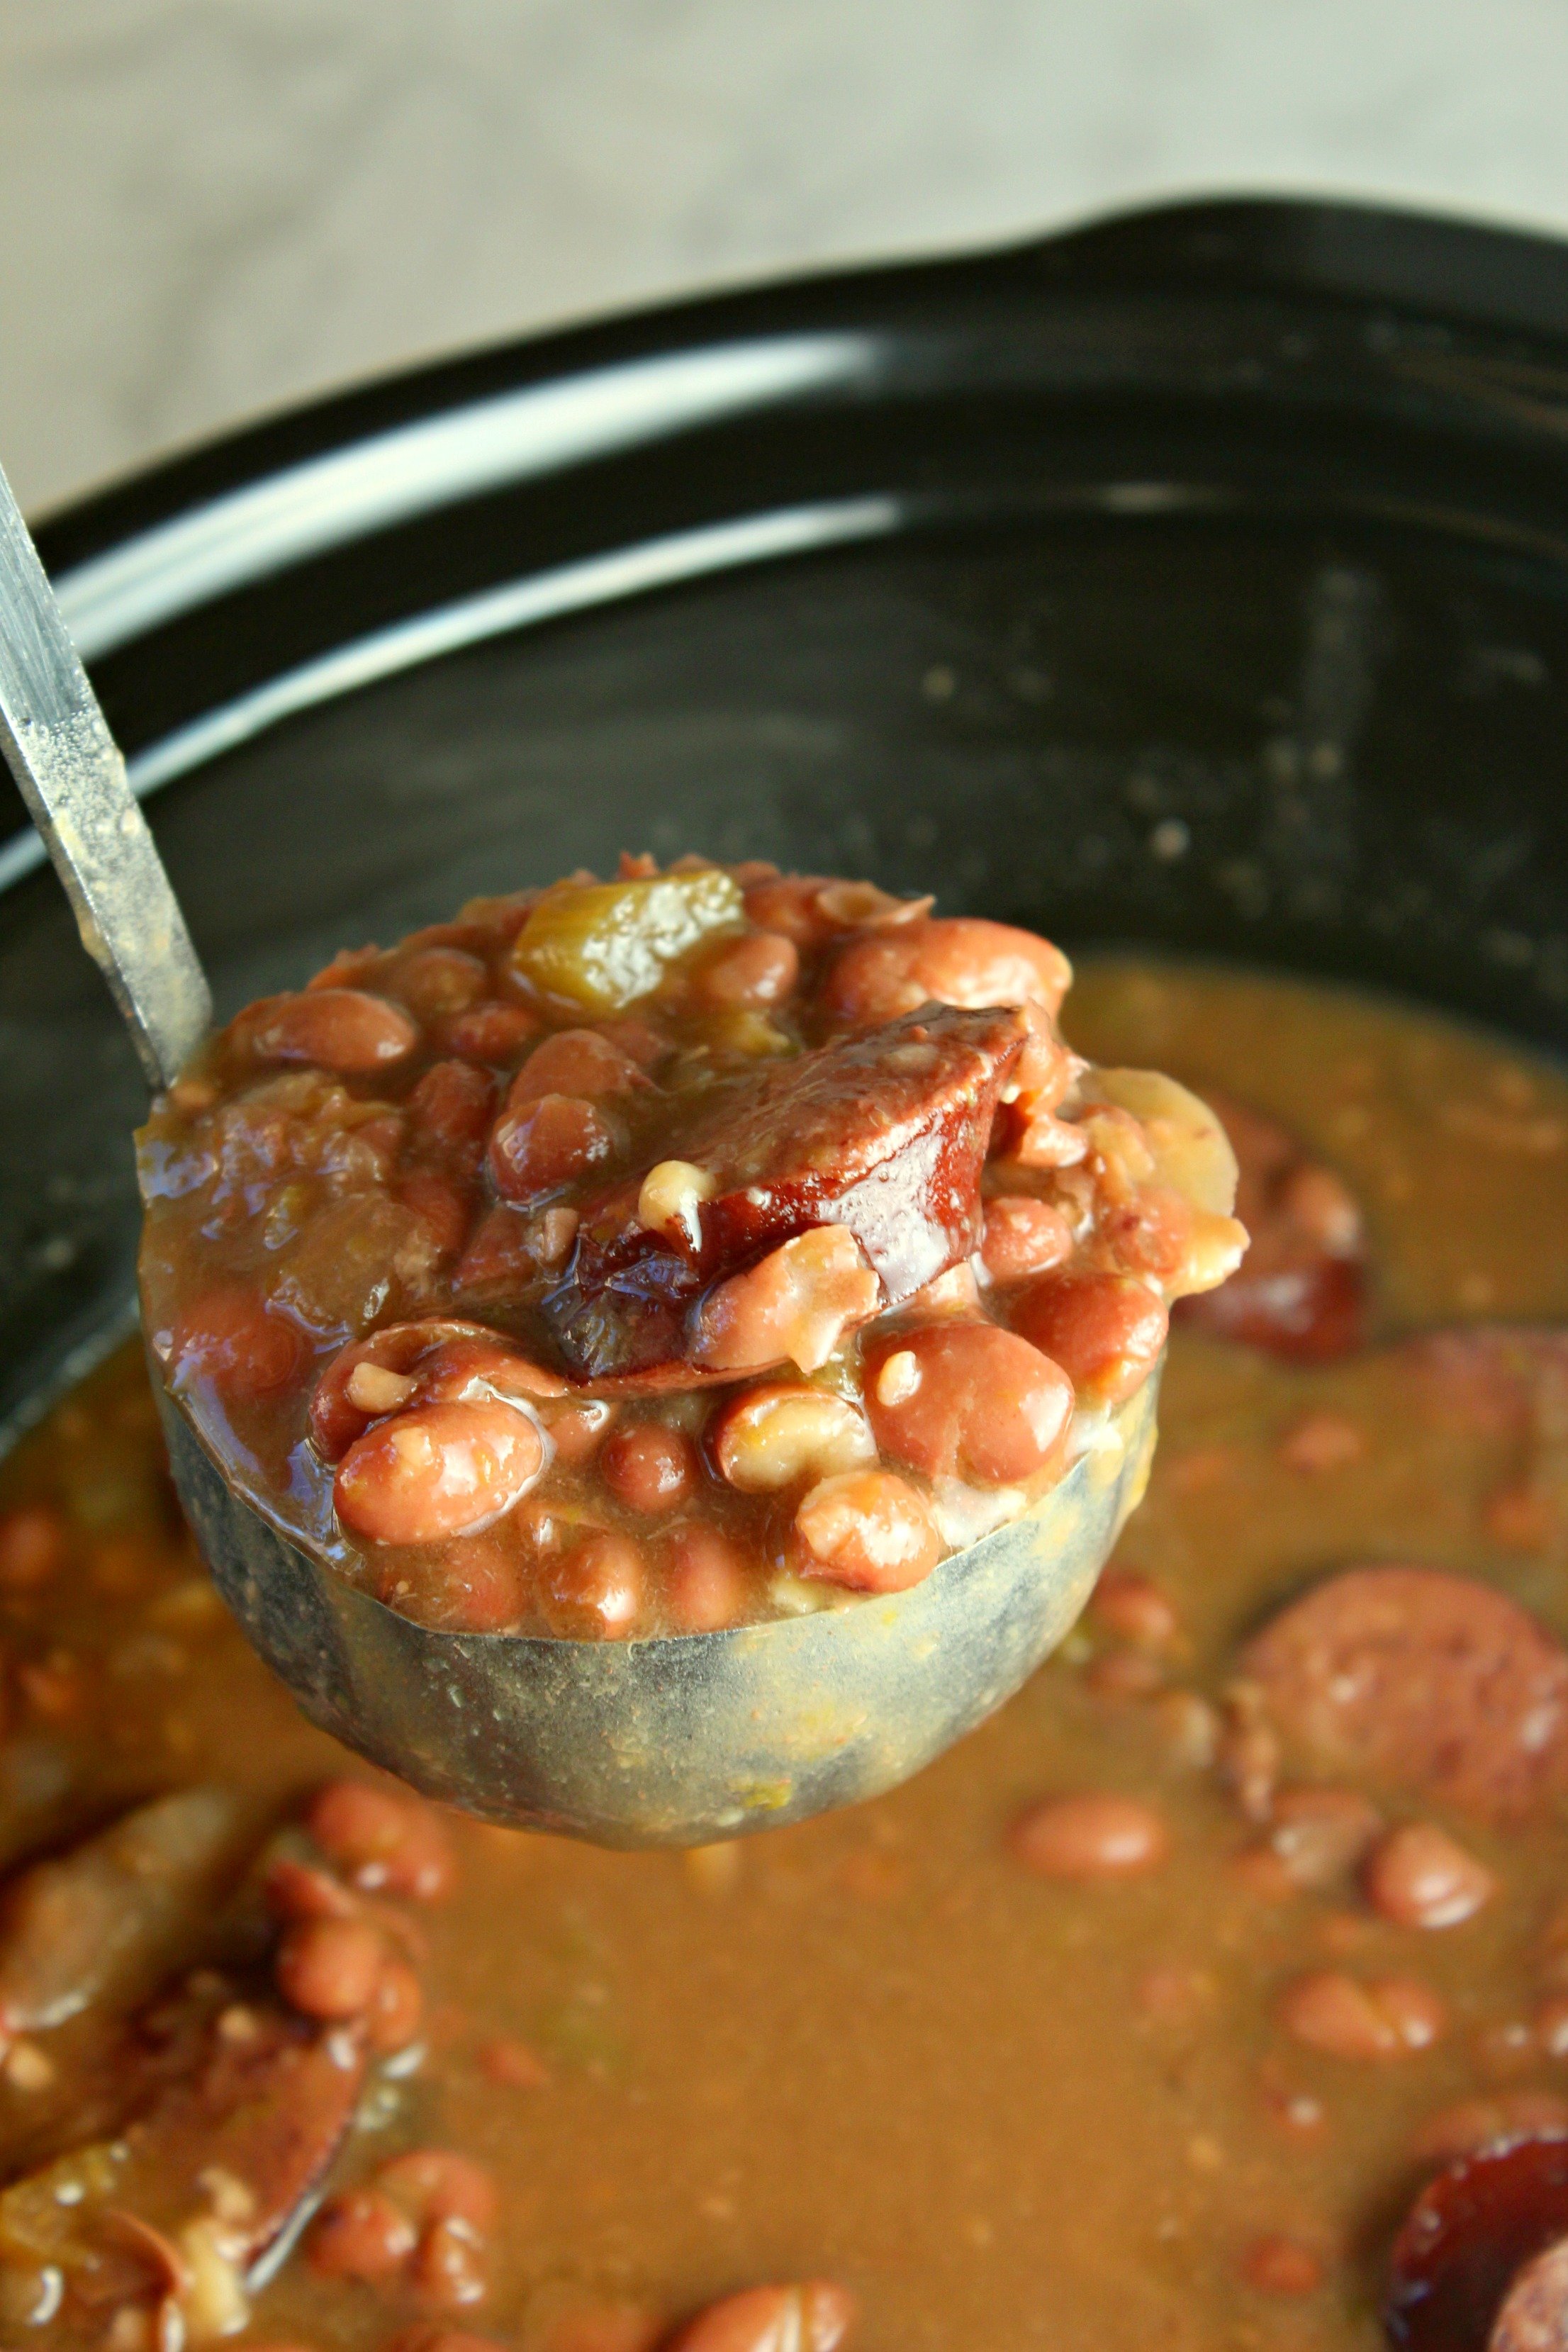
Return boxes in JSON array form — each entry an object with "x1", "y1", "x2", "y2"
[{"x1": 157, "y1": 1362, "x2": 1159, "y2": 1845}]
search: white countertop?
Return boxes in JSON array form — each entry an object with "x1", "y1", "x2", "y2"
[{"x1": 5, "y1": 0, "x2": 1568, "y2": 515}]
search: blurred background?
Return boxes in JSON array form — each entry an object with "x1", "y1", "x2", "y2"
[{"x1": 5, "y1": 0, "x2": 1568, "y2": 515}]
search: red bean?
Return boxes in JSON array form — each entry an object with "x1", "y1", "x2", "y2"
[
  {"x1": 795, "y1": 1471, "x2": 942, "y2": 1592},
  {"x1": 396, "y1": 1171, "x2": 474, "y2": 1260},
  {"x1": 0, "y1": 1506, "x2": 65, "y2": 1590},
  {"x1": 662, "y1": 1525, "x2": 751, "y2": 1632},
  {"x1": 1241, "y1": 2237, "x2": 1323, "y2": 2297},
  {"x1": 693, "y1": 931, "x2": 800, "y2": 1009},
  {"x1": 488, "y1": 1094, "x2": 615, "y2": 1204},
  {"x1": 247, "y1": 987, "x2": 420, "y2": 1071},
  {"x1": 601, "y1": 1423, "x2": 695, "y2": 1514},
  {"x1": 1278, "y1": 1970, "x2": 1447, "y2": 2060},
  {"x1": 1010, "y1": 1272, "x2": 1168, "y2": 1404},
  {"x1": 668, "y1": 2281, "x2": 856, "y2": 2352},
  {"x1": 866, "y1": 1322, "x2": 1073, "y2": 1484},
  {"x1": 545, "y1": 1400, "x2": 615, "y2": 1465},
  {"x1": 276, "y1": 1916, "x2": 386, "y2": 2020},
  {"x1": 1009, "y1": 1793, "x2": 1169, "y2": 1880},
  {"x1": 407, "y1": 1060, "x2": 496, "y2": 1155},
  {"x1": 1364, "y1": 1822, "x2": 1496, "y2": 1929},
  {"x1": 826, "y1": 914, "x2": 1072, "y2": 1026},
  {"x1": 439, "y1": 1002, "x2": 542, "y2": 1062},
  {"x1": 1262, "y1": 1786, "x2": 1384, "y2": 1891},
  {"x1": 693, "y1": 1227, "x2": 882, "y2": 1379},
  {"x1": 393, "y1": 948, "x2": 488, "y2": 1020},
  {"x1": 379, "y1": 2149, "x2": 499, "y2": 2234},
  {"x1": 335, "y1": 1401, "x2": 544, "y2": 1543},
  {"x1": 413, "y1": 1535, "x2": 527, "y2": 1633},
  {"x1": 308, "y1": 2186, "x2": 418, "y2": 2279},
  {"x1": 169, "y1": 1284, "x2": 308, "y2": 1401},
  {"x1": 410, "y1": 2217, "x2": 488, "y2": 2311},
  {"x1": 508, "y1": 1030, "x2": 649, "y2": 1102},
  {"x1": 308, "y1": 1781, "x2": 457, "y2": 1900},
  {"x1": 542, "y1": 1531, "x2": 644, "y2": 1638},
  {"x1": 980, "y1": 1196, "x2": 1074, "y2": 1284},
  {"x1": 1087, "y1": 1569, "x2": 1179, "y2": 1650},
  {"x1": 1410, "y1": 2092, "x2": 1568, "y2": 2167}
]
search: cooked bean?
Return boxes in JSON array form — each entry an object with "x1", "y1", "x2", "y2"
[
  {"x1": 1009, "y1": 1793, "x2": 1169, "y2": 1880},
  {"x1": 1241, "y1": 2236, "x2": 1323, "y2": 2297},
  {"x1": 542, "y1": 1531, "x2": 644, "y2": 1638},
  {"x1": 0, "y1": 1506, "x2": 65, "y2": 1591},
  {"x1": 602, "y1": 1423, "x2": 695, "y2": 1513},
  {"x1": 335, "y1": 1401, "x2": 544, "y2": 1544},
  {"x1": 1410, "y1": 2092, "x2": 1568, "y2": 2167},
  {"x1": 396, "y1": 1171, "x2": 474, "y2": 1260},
  {"x1": 694, "y1": 931, "x2": 800, "y2": 1009},
  {"x1": 488, "y1": 1094, "x2": 616, "y2": 1204},
  {"x1": 865, "y1": 1322, "x2": 1073, "y2": 1484},
  {"x1": 795, "y1": 1470, "x2": 942, "y2": 1592},
  {"x1": 1262, "y1": 1786, "x2": 1384, "y2": 1891},
  {"x1": 275, "y1": 1916, "x2": 386, "y2": 2020},
  {"x1": 386, "y1": 2336, "x2": 510, "y2": 2352},
  {"x1": 1364, "y1": 1822, "x2": 1496, "y2": 1929},
  {"x1": 407, "y1": 1060, "x2": 496, "y2": 1154},
  {"x1": 169, "y1": 1284, "x2": 308, "y2": 1401},
  {"x1": 1244, "y1": 1564, "x2": 1568, "y2": 1824},
  {"x1": 379, "y1": 2149, "x2": 500, "y2": 2233},
  {"x1": 694, "y1": 1227, "x2": 882, "y2": 1378},
  {"x1": 980, "y1": 1196, "x2": 1075, "y2": 1284},
  {"x1": 439, "y1": 1002, "x2": 542, "y2": 1062},
  {"x1": 509, "y1": 1029, "x2": 650, "y2": 1102},
  {"x1": 662, "y1": 1525, "x2": 751, "y2": 1631},
  {"x1": 827, "y1": 914, "x2": 1071, "y2": 1026},
  {"x1": 307, "y1": 2186, "x2": 418, "y2": 2279},
  {"x1": 308, "y1": 1781, "x2": 457, "y2": 1900},
  {"x1": 711, "y1": 1384, "x2": 876, "y2": 1491},
  {"x1": 247, "y1": 988, "x2": 420, "y2": 1071},
  {"x1": 1009, "y1": 1273, "x2": 1168, "y2": 1405},
  {"x1": 393, "y1": 948, "x2": 488, "y2": 1021},
  {"x1": 1088, "y1": 1569, "x2": 1179, "y2": 1651},
  {"x1": 667, "y1": 2280, "x2": 856, "y2": 2352},
  {"x1": 545, "y1": 1399, "x2": 615, "y2": 1465},
  {"x1": 410, "y1": 2215, "x2": 488, "y2": 2310},
  {"x1": 310, "y1": 1321, "x2": 564, "y2": 1462},
  {"x1": 1278, "y1": 1969, "x2": 1446, "y2": 2060}
]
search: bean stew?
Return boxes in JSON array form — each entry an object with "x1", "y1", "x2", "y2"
[
  {"x1": 3, "y1": 955, "x2": 1567, "y2": 2349},
  {"x1": 136, "y1": 863, "x2": 1243, "y2": 1639}
]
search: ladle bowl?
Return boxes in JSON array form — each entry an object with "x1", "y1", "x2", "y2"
[{"x1": 158, "y1": 1368, "x2": 1158, "y2": 1845}]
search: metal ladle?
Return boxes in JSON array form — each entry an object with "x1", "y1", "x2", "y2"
[{"x1": 0, "y1": 459, "x2": 1160, "y2": 1847}]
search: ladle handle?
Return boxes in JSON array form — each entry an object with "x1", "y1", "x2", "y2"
[{"x1": 0, "y1": 461, "x2": 211, "y2": 1090}]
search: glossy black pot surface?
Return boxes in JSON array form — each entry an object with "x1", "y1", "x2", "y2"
[{"x1": 6, "y1": 194, "x2": 1568, "y2": 1439}]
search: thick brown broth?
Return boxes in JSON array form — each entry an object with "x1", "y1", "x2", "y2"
[{"x1": 4, "y1": 958, "x2": 1568, "y2": 2352}]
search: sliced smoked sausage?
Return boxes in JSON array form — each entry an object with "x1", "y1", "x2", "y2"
[{"x1": 1244, "y1": 1564, "x2": 1568, "y2": 1825}]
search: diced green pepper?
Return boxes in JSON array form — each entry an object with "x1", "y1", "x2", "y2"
[{"x1": 510, "y1": 871, "x2": 744, "y2": 1013}]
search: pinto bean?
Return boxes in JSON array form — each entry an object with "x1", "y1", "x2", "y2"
[
  {"x1": 710, "y1": 1385, "x2": 876, "y2": 1491},
  {"x1": 1009, "y1": 1272, "x2": 1167, "y2": 1404},
  {"x1": 1088, "y1": 1569, "x2": 1180, "y2": 1650},
  {"x1": 1261, "y1": 1786, "x2": 1384, "y2": 1891},
  {"x1": 411, "y1": 2217, "x2": 488, "y2": 2311},
  {"x1": 694, "y1": 931, "x2": 800, "y2": 1009},
  {"x1": 1364, "y1": 1823, "x2": 1496, "y2": 1930},
  {"x1": 795, "y1": 1471, "x2": 942, "y2": 1592},
  {"x1": 407, "y1": 1060, "x2": 496, "y2": 1156},
  {"x1": 308, "y1": 2187, "x2": 418, "y2": 2279},
  {"x1": 1009, "y1": 1793, "x2": 1168, "y2": 1880},
  {"x1": 335, "y1": 1400, "x2": 544, "y2": 1543},
  {"x1": 488, "y1": 1094, "x2": 616, "y2": 1204},
  {"x1": 1241, "y1": 2237, "x2": 1323, "y2": 2297},
  {"x1": 1279, "y1": 1969, "x2": 1446, "y2": 2060},
  {"x1": 865, "y1": 1321, "x2": 1073, "y2": 1485},
  {"x1": 439, "y1": 1002, "x2": 542, "y2": 1062},
  {"x1": 396, "y1": 1171, "x2": 474, "y2": 1259},
  {"x1": 378, "y1": 2150, "x2": 499, "y2": 2234},
  {"x1": 393, "y1": 948, "x2": 488, "y2": 1021},
  {"x1": 542, "y1": 1532, "x2": 644, "y2": 1637},
  {"x1": 695, "y1": 1227, "x2": 882, "y2": 1379},
  {"x1": 169, "y1": 1284, "x2": 308, "y2": 1401},
  {"x1": 601, "y1": 1423, "x2": 696, "y2": 1513},
  {"x1": 311, "y1": 1321, "x2": 564, "y2": 1462},
  {"x1": 662, "y1": 1525, "x2": 751, "y2": 1631},
  {"x1": 826, "y1": 914, "x2": 1071, "y2": 1026},
  {"x1": 509, "y1": 1029, "x2": 651, "y2": 1102},
  {"x1": 0, "y1": 1505, "x2": 65, "y2": 1590},
  {"x1": 1244, "y1": 1565, "x2": 1568, "y2": 1824},
  {"x1": 308, "y1": 1781, "x2": 456, "y2": 1900},
  {"x1": 980, "y1": 1196, "x2": 1075, "y2": 1284},
  {"x1": 667, "y1": 2280, "x2": 856, "y2": 2352},
  {"x1": 246, "y1": 988, "x2": 420, "y2": 1071},
  {"x1": 276, "y1": 1917, "x2": 386, "y2": 2020}
]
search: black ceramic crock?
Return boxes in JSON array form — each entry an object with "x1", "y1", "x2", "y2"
[{"x1": 6, "y1": 193, "x2": 1568, "y2": 1444}]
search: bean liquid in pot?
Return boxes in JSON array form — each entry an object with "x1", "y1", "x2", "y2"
[{"x1": 2, "y1": 959, "x2": 1567, "y2": 2351}]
